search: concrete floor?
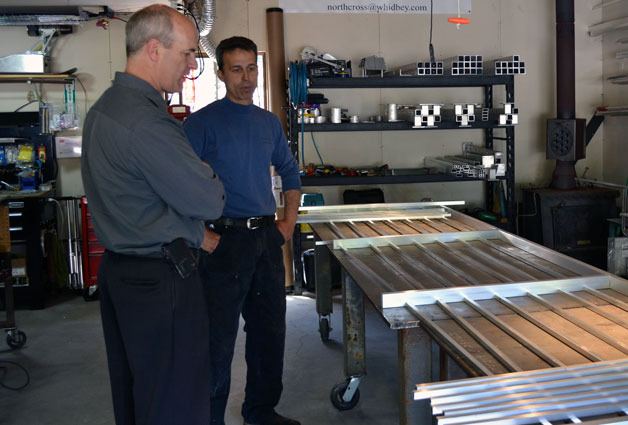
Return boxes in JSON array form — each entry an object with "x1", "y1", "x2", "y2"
[{"x1": 0, "y1": 293, "x2": 399, "y2": 425}]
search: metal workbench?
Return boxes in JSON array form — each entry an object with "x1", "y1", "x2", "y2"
[
  {"x1": 298, "y1": 201, "x2": 493, "y2": 341},
  {"x1": 297, "y1": 203, "x2": 628, "y2": 424}
]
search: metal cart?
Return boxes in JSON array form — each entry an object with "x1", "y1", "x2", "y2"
[{"x1": 1, "y1": 254, "x2": 27, "y2": 349}]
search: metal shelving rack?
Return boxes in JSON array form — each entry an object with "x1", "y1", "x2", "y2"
[{"x1": 288, "y1": 74, "x2": 516, "y2": 229}]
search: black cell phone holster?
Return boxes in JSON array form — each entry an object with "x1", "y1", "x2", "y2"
[{"x1": 162, "y1": 238, "x2": 198, "y2": 279}]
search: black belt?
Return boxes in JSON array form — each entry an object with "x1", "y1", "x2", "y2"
[{"x1": 210, "y1": 216, "x2": 275, "y2": 230}]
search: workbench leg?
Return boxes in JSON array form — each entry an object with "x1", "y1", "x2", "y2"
[
  {"x1": 315, "y1": 244, "x2": 333, "y2": 342},
  {"x1": 398, "y1": 326, "x2": 433, "y2": 425},
  {"x1": 330, "y1": 270, "x2": 365, "y2": 411},
  {"x1": 343, "y1": 270, "x2": 365, "y2": 378}
]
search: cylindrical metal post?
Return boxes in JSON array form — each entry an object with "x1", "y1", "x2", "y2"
[{"x1": 552, "y1": 0, "x2": 577, "y2": 190}]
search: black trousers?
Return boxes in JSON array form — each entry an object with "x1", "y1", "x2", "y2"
[
  {"x1": 99, "y1": 251, "x2": 211, "y2": 425},
  {"x1": 201, "y1": 224, "x2": 286, "y2": 425}
]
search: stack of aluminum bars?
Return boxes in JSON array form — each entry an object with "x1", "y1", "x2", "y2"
[
  {"x1": 490, "y1": 55, "x2": 526, "y2": 75},
  {"x1": 463, "y1": 143, "x2": 506, "y2": 180},
  {"x1": 386, "y1": 61, "x2": 445, "y2": 76},
  {"x1": 414, "y1": 359, "x2": 628, "y2": 425},
  {"x1": 454, "y1": 104, "x2": 476, "y2": 126},
  {"x1": 299, "y1": 202, "x2": 492, "y2": 242},
  {"x1": 398, "y1": 104, "x2": 442, "y2": 128},
  {"x1": 494, "y1": 102, "x2": 518, "y2": 125},
  {"x1": 447, "y1": 55, "x2": 483, "y2": 75},
  {"x1": 425, "y1": 156, "x2": 487, "y2": 179}
]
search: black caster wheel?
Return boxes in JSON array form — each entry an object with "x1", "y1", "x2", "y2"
[
  {"x1": 7, "y1": 330, "x2": 27, "y2": 350},
  {"x1": 319, "y1": 317, "x2": 331, "y2": 342},
  {"x1": 330, "y1": 381, "x2": 360, "y2": 411},
  {"x1": 83, "y1": 286, "x2": 99, "y2": 302}
]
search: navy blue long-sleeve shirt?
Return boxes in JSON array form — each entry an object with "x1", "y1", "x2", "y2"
[{"x1": 183, "y1": 97, "x2": 300, "y2": 218}]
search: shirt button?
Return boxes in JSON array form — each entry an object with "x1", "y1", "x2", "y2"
[
  {"x1": 222, "y1": 195, "x2": 225, "y2": 200},
  {"x1": 212, "y1": 173, "x2": 216, "y2": 179}
]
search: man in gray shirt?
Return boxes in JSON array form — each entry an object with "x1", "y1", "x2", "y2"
[{"x1": 81, "y1": 5, "x2": 224, "y2": 425}]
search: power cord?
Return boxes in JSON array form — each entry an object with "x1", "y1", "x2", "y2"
[{"x1": 0, "y1": 360, "x2": 30, "y2": 391}]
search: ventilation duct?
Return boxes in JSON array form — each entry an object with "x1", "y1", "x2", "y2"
[{"x1": 188, "y1": 0, "x2": 216, "y2": 59}]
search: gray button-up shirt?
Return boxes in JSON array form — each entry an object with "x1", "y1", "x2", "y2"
[{"x1": 81, "y1": 72, "x2": 225, "y2": 256}]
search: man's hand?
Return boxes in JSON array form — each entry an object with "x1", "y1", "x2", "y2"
[
  {"x1": 275, "y1": 219, "x2": 294, "y2": 243},
  {"x1": 274, "y1": 189, "x2": 301, "y2": 243},
  {"x1": 201, "y1": 228, "x2": 221, "y2": 253}
]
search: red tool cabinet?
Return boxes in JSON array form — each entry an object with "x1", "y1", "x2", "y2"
[{"x1": 80, "y1": 197, "x2": 104, "y2": 299}]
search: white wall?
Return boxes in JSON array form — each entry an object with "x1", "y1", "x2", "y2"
[
  {"x1": 601, "y1": 2, "x2": 628, "y2": 187},
  {"x1": 0, "y1": 0, "x2": 612, "y2": 207}
]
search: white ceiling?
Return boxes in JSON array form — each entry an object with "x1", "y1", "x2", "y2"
[{"x1": 0, "y1": 1, "x2": 170, "y2": 13}]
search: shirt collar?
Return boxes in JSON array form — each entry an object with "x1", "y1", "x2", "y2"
[{"x1": 113, "y1": 72, "x2": 166, "y2": 108}]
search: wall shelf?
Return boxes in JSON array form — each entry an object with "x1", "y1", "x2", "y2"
[
  {"x1": 0, "y1": 72, "x2": 75, "y2": 84},
  {"x1": 308, "y1": 75, "x2": 513, "y2": 89},
  {"x1": 300, "y1": 173, "x2": 494, "y2": 187},
  {"x1": 302, "y1": 121, "x2": 512, "y2": 132},
  {"x1": 288, "y1": 74, "x2": 516, "y2": 232}
]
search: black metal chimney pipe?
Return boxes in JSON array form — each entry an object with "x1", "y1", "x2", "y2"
[{"x1": 551, "y1": 0, "x2": 577, "y2": 189}]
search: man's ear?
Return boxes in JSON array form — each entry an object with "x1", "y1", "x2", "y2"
[
  {"x1": 145, "y1": 38, "x2": 161, "y2": 62},
  {"x1": 217, "y1": 68, "x2": 225, "y2": 82}
]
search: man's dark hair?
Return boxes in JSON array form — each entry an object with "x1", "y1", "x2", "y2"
[{"x1": 215, "y1": 36, "x2": 258, "y2": 70}]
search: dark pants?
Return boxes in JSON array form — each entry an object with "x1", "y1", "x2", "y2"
[
  {"x1": 201, "y1": 224, "x2": 286, "y2": 425},
  {"x1": 98, "y1": 251, "x2": 211, "y2": 425}
]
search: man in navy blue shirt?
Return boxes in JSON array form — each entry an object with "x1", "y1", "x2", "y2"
[{"x1": 183, "y1": 37, "x2": 301, "y2": 425}]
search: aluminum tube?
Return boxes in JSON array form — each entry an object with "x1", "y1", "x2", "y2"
[
  {"x1": 433, "y1": 381, "x2": 628, "y2": 416},
  {"x1": 344, "y1": 221, "x2": 366, "y2": 238},
  {"x1": 527, "y1": 292, "x2": 628, "y2": 354},
  {"x1": 363, "y1": 221, "x2": 387, "y2": 236},
  {"x1": 382, "y1": 220, "x2": 406, "y2": 235},
  {"x1": 405, "y1": 303, "x2": 494, "y2": 376},
  {"x1": 402, "y1": 220, "x2": 428, "y2": 234},
  {"x1": 452, "y1": 240, "x2": 537, "y2": 282},
  {"x1": 327, "y1": 222, "x2": 345, "y2": 239},
  {"x1": 432, "y1": 240, "x2": 513, "y2": 282},
  {"x1": 477, "y1": 239, "x2": 564, "y2": 279},
  {"x1": 462, "y1": 297, "x2": 564, "y2": 367},
  {"x1": 368, "y1": 244, "x2": 418, "y2": 290},
  {"x1": 338, "y1": 246, "x2": 396, "y2": 293},
  {"x1": 436, "y1": 300, "x2": 523, "y2": 372},
  {"x1": 387, "y1": 244, "x2": 452, "y2": 289},
  {"x1": 425, "y1": 365, "x2": 628, "y2": 407},
  {"x1": 495, "y1": 295, "x2": 603, "y2": 362},
  {"x1": 439, "y1": 399, "x2": 628, "y2": 425},
  {"x1": 558, "y1": 289, "x2": 628, "y2": 328},
  {"x1": 412, "y1": 242, "x2": 480, "y2": 286},
  {"x1": 416, "y1": 359, "x2": 628, "y2": 395},
  {"x1": 439, "y1": 384, "x2": 628, "y2": 417},
  {"x1": 584, "y1": 287, "x2": 628, "y2": 312}
]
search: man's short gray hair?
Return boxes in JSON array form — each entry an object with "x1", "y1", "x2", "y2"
[{"x1": 126, "y1": 4, "x2": 176, "y2": 57}]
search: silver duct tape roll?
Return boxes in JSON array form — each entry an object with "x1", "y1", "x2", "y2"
[{"x1": 331, "y1": 107, "x2": 342, "y2": 123}]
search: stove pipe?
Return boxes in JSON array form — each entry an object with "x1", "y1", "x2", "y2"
[{"x1": 550, "y1": 0, "x2": 578, "y2": 189}]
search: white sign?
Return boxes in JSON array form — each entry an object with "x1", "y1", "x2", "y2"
[
  {"x1": 55, "y1": 136, "x2": 82, "y2": 159},
  {"x1": 279, "y1": 0, "x2": 471, "y2": 14}
]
